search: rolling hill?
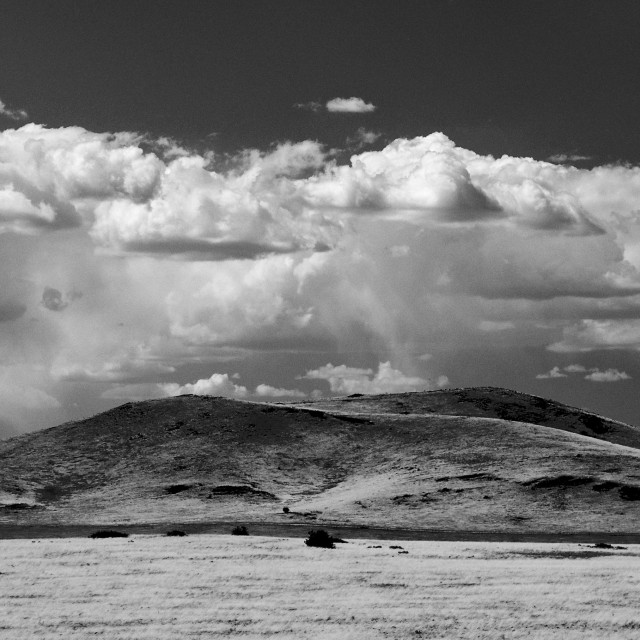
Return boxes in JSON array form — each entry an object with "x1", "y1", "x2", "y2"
[{"x1": 2, "y1": 387, "x2": 640, "y2": 533}]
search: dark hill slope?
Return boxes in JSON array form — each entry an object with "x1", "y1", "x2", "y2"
[
  {"x1": 2, "y1": 391, "x2": 640, "y2": 532},
  {"x1": 292, "y1": 387, "x2": 640, "y2": 449}
]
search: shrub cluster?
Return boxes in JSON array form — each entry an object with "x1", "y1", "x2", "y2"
[
  {"x1": 304, "y1": 529, "x2": 337, "y2": 549},
  {"x1": 231, "y1": 525, "x2": 249, "y2": 536},
  {"x1": 89, "y1": 530, "x2": 129, "y2": 539}
]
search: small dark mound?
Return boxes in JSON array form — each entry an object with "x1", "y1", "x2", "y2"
[
  {"x1": 2, "y1": 502, "x2": 35, "y2": 510},
  {"x1": 89, "y1": 530, "x2": 129, "y2": 539},
  {"x1": 231, "y1": 525, "x2": 249, "y2": 536},
  {"x1": 166, "y1": 529, "x2": 187, "y2": 537},
  {"x1": 619, "y1": 485, "x2": 640, "y2": 501},
  {"x1": 304, "y1": 529, "x2": 336, "y2": 549},
  {"x1": 522, "y1": 475, "x2": 594, "y2": 489},
  {"x1": 347, "y1": 393, "x2": 364, "y2": 398},
  {"x1": 166, "y1": 484, "x2": 196, "y2": 494}
]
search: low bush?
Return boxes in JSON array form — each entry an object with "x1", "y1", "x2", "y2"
[
  {"x1": 231, "y1": 525, "x2": 249, "y2": 536},
  {"x1": 304, "y1": 529, "x2": 335, "y2": 549},
  {"x1": 166, "y1": 529, "x2": 187, "y2": 537},
  {"x1": 89, "y1": 530, "x2": 129, "y2": 539}
]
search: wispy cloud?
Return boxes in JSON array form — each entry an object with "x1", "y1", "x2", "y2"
[
  {"x1": 547, "y1": 153, "x2": 593, "y2": 164},
  {"x1": 293, "y1": 101, "x2": 323, "y2": 112},
  {"x1": 536, "y1": 364, "x2": 631, "y2": 383},
  {"x1": 0, "y1": 98, "x2": 28, "y2": 121}
]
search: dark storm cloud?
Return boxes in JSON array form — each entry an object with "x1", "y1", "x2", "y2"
[
  {"x1": 41, "y1": 287, "x2": 67, "y2": 312},
  {"x1": 0, "y1": 301, "x2": 27, "y2": 322}
]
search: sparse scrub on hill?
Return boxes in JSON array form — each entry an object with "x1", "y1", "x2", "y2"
[
  {"x1": 89, "y1": 530, "x2": 129, "y2": 539},
  {"x1": 231, "y1": 525, "x2": 249, "y2": 536}
]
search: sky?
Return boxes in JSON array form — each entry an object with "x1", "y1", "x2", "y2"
[{"x1": 2, "y1": 0, "x2": 640, "y2": 436}]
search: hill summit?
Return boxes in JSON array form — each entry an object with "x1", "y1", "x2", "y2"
[{"x1": 2, "y1": 387, "x2": 640, "y2": 533}]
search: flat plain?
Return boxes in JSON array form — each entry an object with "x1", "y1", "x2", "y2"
[{"x1": 2, "y1": 534, "x2": 640, "y2": 639}]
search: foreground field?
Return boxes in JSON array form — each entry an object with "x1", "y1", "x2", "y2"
[{"x1": 2, "y1": 535, "x2": 640, "y2": 639}]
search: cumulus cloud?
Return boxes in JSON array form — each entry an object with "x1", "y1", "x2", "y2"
[
  {"x1": 535, "y1": 363, "x2": 631, "y2": 383},
  {"x1": 584, "y1": 368, "x2": 631, "y2": 382},
  {"x1": 564, "y1": 364, "x2": 588, "y2": 373},
  {"x1": 160, "y1": 373, "x2": 248, "y2": 398},
  {"x1": 7, "y1": 123, "x2": 640, "y2": 430},
  {"x1": 548, "y1": 320, "x2": 640, "y2": 352},
  {"x1": 326, "y1": 97, "x2": 377, "y2": 113},
  {"x1": 0, "y1": 99, "x2": 28, "y2": 121},
  {"x1": 254, "y1": 384, "x2": 306, "y2": 398},
  {"x1": 302, "y1": 361, "x2": 447, "y2": 395},
  {"x1": 535, "y1": 366, "x2": 568, "y2": 379},
  {"x1": 102, "y1": 374, "x2": 305, "y2": 402}
]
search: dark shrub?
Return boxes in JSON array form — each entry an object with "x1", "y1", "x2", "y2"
[
  {"x1": 166, "y1": 484, "x2": 194, "y2": 494},
  {"x1": 89, "y1": 530, "x2": 129, "y2": 539},
  {"x1": 231, "y1": 525, "x2": 249, "y2": 536},
  {"x1": 166, "y1": 529, "x2": 187, "y2": 537},
  {"x1": 619, "y1": 485, "x2": 640, "y2": 501},
  {"x1": 282, "y1": 506, "x2": 290, "y2": 513},
  {"x1": 304, "y1": 529, "x2": 335, "y2": 549}
]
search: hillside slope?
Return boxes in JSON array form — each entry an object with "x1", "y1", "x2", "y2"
[
  {"x1": 292, "y1": 387, "x2": 640, "y2": 449},
  {"x1": 2, "y1": 390, "x2": 640, "y2": 532}
]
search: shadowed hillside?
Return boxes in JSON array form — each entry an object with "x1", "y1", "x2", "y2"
[{"x1": 2, "y1": 389, "x2": 640, "y2": 532}]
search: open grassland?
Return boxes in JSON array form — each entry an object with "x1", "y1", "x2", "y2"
[{"x1": 2, "y1": 536, "x2": 640, "y2": 639}]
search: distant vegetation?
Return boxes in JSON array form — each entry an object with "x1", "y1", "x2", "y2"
[
  {"x1": 89, "y1": 530, "x2": 129, "y2": 539},
  {"x1": 305, "y1": 529, "x2": 338, "y2": 548},
  {"x1": 232, "y1": 525, "x2": 249, "y2": 536},
  {"x1": 166, "y1": 529, "x2": 187, "y2": 537}
]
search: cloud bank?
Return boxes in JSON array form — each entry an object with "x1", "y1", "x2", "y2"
[{"x1": 2, "y1": 123, "x2": 640, "y2": 432}]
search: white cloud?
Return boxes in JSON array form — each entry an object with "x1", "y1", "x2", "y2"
[
  {"x1": 564, "y1": 364, "x2": 587, "y2": 373},
  {"x1": 347, "y1": 127, "x2": 382, "y2": 150},
  {"x1": 326, "y1": 97, "x2": 377, "y2": 113},
  {"x1": 547, "y1": 153, "x2": 592, "y2": 164},
  {"x1": 302, "y1": 361, "x2": 446, "y2": 395},
  {"x1": 293, "y1": 101, "x2": 323, "y2": 112},
  {"x1": 584, "y1": 368, "x2": 631, "y2": 382},
  {"x1": 254, "y1": 384, "x2": 306, "y2": 398},
  {"x1": 535, "y1": 363, "x2": 631, "y2": 383},
  {"x1": 7, "y1": 123, "x2": 640, "y2": 430},
  {"x1": 535, "y1": 366, "x2": 568, "y2": 379},
  {"x1": 548, "y1": 320, "x2": 640, "y2": 352},
  {"x1": 160, "y1": 373, "x2": 248, "y2": 398},
  {"x1": 0, "y1": 99, "x2": 28, "y2": 121}
]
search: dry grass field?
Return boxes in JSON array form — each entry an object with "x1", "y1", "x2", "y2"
[{"x1": 2, "y1": 534, "x2": 640, "y2": 639}]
